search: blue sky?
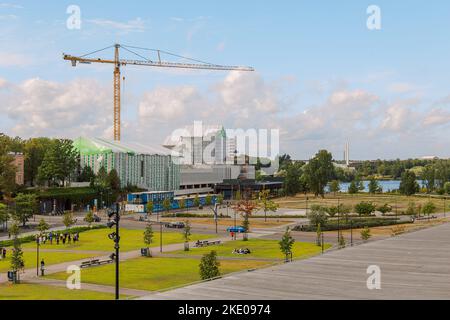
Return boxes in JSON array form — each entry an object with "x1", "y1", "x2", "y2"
[{"x1": 1, "y1": 0, "x2": 450, "y2": 160}]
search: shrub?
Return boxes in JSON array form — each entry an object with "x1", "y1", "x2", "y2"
[
  {"x1": 295, "y1": 217, "x2": 409, "y2": 232},
  {"x1": 199, "y1": 251, "x2": 221, "y2": 280},
  {"x1": 354, "y1": 202, "x2": 376, "y2": 217},
  {"x1": 307, "y1": 205, "x2": 328, "y2": 228},
  {"x1": 360, "y1": 227, "x2": 371, "y2": 241},
  {"x1": 376, "y1": 204, "x2": 392, "y2": 215}
]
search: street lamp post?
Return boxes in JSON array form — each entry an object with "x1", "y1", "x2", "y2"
[
  {"x1": 337, "y1": 198, "x2": 340, "y2": 243},
  {"x1": 350, "y1": 220, "x2": 353, "y2": 246},
  {"x1": 36, "y1": 236, "x2": 40, "y2": 276},
  {"x1": 107, "y1": 203, "x2": 120, "y2": 300},
  {"x1": 160, "y1": 222, "x2": 163, "y2": 253},
  {"x1": 444, "y1": 197, "x2": 446, "y2": 218}
]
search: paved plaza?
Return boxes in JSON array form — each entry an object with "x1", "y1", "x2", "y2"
[{"x1": 142, "y1": 222, "x2": 450, "y2": 300}]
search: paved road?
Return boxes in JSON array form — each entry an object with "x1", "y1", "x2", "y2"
[{"x1": 141, "y1": 222, "x2": 450, "y2": 300}]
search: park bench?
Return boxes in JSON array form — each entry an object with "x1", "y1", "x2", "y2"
[
  {"x1": 415, "y1": 215, "x2": 438, "y2": 221},
  {"x1": 194, "y1": 240, "x2": 221, "y2": 248},
  {"x1": 80, "y1": 258, "x2": 113, "y2": 269}
]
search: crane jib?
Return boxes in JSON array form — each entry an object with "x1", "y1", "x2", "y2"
[{"x1": 63, "y1": 45, "x2": 254, "y2": 141}]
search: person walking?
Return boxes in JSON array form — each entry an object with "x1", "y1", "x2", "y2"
[{"x1": 40, "y1": 259, "x2": 45, "y2": 276}]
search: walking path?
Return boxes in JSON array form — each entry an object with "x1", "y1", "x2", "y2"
[{"x1": 26, "y1": 277, "x2": 153, "y2": 297}]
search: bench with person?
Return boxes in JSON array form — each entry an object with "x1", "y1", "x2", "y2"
[{"x1": 232, "y1": 248, "x2": 252, "y2": 255}]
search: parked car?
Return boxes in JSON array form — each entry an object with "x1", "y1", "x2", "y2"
[
  {"x1": 227, "y1": 226, "x2": 246, "y2": 233},
  {"x1": 165, "y1": 222, "x2": 186, "y2": 229}
]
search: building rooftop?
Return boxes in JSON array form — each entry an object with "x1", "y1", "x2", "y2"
[{"x1": 73, "y1": 137, "x2": 174, "y2": 156}]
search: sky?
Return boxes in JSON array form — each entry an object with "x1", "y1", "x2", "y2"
[{"x1": 1, "y1": 0, "x2": 450, "y2": 160}]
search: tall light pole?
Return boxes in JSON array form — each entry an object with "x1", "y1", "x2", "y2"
[
  {"x1": 36, "y1": 236, "x2": 40, "y2": 276},
  {"x1": 107, "y1": 203, "x2": 120, "y2": 300}
]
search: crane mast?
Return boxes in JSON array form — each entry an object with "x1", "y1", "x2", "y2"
[
  {"x1": 113, "y1": 45, "x2": 121, "y2": 141},
  {"x1": 63, "y1": 44, "x2": 254, "y2": 141}
]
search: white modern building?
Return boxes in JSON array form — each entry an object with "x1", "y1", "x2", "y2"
[{"x1": 163, "y1": 124, "x2": 237, "y2": 166}]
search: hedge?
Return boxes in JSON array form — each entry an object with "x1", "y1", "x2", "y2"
[{"x1": 294, "y1": 217, "x2": 412, "y2": 232}]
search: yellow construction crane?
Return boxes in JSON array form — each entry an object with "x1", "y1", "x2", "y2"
[{"x1": 63, "y1": 44, "x2": 254, "y2": 141}]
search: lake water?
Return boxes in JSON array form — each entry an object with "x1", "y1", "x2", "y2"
[{"x1": 337, "y1": 180, "x2": 425, "y2": 193}]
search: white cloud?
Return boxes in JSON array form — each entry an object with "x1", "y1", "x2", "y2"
[
  {"x1": 0, "y1": 78, "x2": 112, "y2": 138},
  {"x1": 0, "y1": 3, "x2": 23, "y2": 9},
  {"x1": 0, "y1": 52, "x2": 32, "y2": 67},
  {"x1": 2, "y1": 72, "x2": 450, "y2": 159},
  {"x1": 388, "y1": 82, "x2": 418, "y2": 94},
  {"x1": 87, "y1": 18, "x2": 146, "y2": 33}
]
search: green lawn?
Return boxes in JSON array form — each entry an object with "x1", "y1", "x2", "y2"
[
  {"x1": 0, "y1": 251, "x2": 98, "y2": 272},
  {"x1": 169, "y1": 239, "x2": 330, "y2": 260},
  {"x1": 0, "y1": 283, "x2": 123, "y2": 300},
  {"x1": 48, "y1": 257, "x2": 272, "y2": 292},
  {"x1": 21, "y1": 228, "x2": 213, "y2": 252}
]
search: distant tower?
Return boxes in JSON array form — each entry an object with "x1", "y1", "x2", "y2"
[{"x1": 345, "y1": 142, "x2": 350, "y2": 166}]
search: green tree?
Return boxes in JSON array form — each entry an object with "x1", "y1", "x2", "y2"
[
  {"x1": 205, "y1": 194, "x2": 212, "y2": 206},
  {"x1": 307, "y1": 205, "x2": 328, "y2": 228},
  {"x1": 78, "y1": 165, "x2": 95, "y2": 183},
  {"x1": 329, "y1": 180, "x2": 340, "y2": 195},
  {"x1": 338, "y1": 233, "x2": 346, "y2": 248},
  {"x1": 12, "y1": 193, "x2": 37, "y2": 227},
  {"x1": 10, "y1": 223, "x2": 24, "y2": 282},
  {"x1": 0, "y1": 152, "x2": 16, "y2": 195},
  {"x1": 284, "y1": 162, "x2": 303, "y2": 196},
  {"x1": 199, "y1": 251, "x2": 221, "y2": 280},
  {"x1": 62, "y1": 212, "x2": 76, "y2": 229},
  {"x1": 444, "y1": 182, "x2": 450, "y2": 195},
  {"x1": 279, "y1": 227, "x2": 295, "y2": 262},
  {"x1": 23, "y1": 138, "x2": 51, "y2": 186},
  {"x1": 216, "y1": 194, "x2": 224, "y2": 205},
  {"x1": 84, "y1": 211, "x2": 95, "y2": 228},
  {"x1": 37, "y1": 218, "x2": 50, "y2": 234},
  {"x1": 316, "y1": 223, "x2": 322, "y2": 246},
  {"x1": 258, "y1": 189, "x2": 279, "y2": 222},
  {"x1": 399, "y1": 171, "x2": 420, "y2": 196},
  {"x1": 361, "y1": 227, "x2": 372, "y2": 241},
  {"x1": 146, "y1": 201, "x2": 154, "y2": 214},
  {"x1": 303, "y1": 150, "x2": 334, "y2": 197},
  {"x1": 143, "y1": 223, "x2": 154, "y2": 256},
  {"x1": 183, "y1": 220, "x2": 192, "y2": 251},
  {"x1": 422, "y1": 201, "x2": 437, "y2": 218},
  {"x1": 37, "y1": 139, "x2": 77, "y2": 186},
  {"x1": 162, "y1": 198, "x2": 172, "y2": 214},
  {"x1": 421, "y1": 165, "x2": 436, "y2": 193},
  {"x1": 107, "y1": 169, "x2": 121, "y2": 191},
  {"x1": 368, "y1": 178, "x2": 382, "y2": 194},
  {"x1": 193, "y1": 195, "x2": 200, "y2": 208},
  {"x1": 348, "y1": 181, "x2": 359, "y2": 194},
  {"x1": 143, "y1": 223, "x2": 154, "y2": 245},
  {"x1": 354, "y1": 202, "x2": 376, "y2": 217},
  {"x1": 93, "y1": 166, "x2": 109, "y2": 191},
  {"x1": 406, "y1": 202, "x2": 419, "y2": 217},
  {"x1": 0, "y1": 203, "x2": 10, "y2": 229}
]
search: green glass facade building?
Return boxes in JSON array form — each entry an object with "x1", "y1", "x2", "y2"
[{"x1": 73, "y1": 137, "x2": 180, "y2": 191}]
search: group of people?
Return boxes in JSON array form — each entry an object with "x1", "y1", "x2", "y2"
[
  {"x1": 36, "y1": 232, "x2": 81, "y2": 245},
  {"x1": 232, "y1": 248, "x2": 252, "y2": 255}
]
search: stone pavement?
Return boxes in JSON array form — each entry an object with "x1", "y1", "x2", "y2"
[{"x1": 140, "y1": 222, "x2": 450, "y2": 300}]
